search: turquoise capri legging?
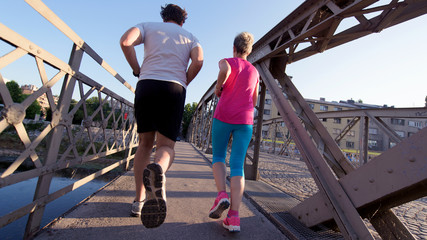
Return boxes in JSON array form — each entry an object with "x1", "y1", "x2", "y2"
[{"x1": 212, "y1": 118, "x2": 253, "y2": 177}]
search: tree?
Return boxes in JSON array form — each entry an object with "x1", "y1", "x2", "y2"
[
  {"x1": 182, "y1": 102, "x2": 197, "y2": 139},
  {"x1": 0, "y1": 80, "x2": 24, "y2": 104},
  {"x1": 22, "y1": 94, "x2": 42, "y2": 119},
  {"x1": 0, "y1": 80, "x2": 41, "y2": 119}
]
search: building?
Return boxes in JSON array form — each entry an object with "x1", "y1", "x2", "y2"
[
  {"x1": 260, "y1": 92, "x2": 426, "y2": 156},
  {"x1": 21, "y1": 84, "x2": 59, "y2": 117}
]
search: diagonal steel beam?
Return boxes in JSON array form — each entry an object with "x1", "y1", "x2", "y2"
[
  {"x1": 256, "y1": 60, "x2": 373, "y2": 239},
  {"x1": 290, "y1": 127, "x2": 427, "y2": 238}
]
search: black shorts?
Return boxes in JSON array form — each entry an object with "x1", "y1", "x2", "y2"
[{"x1": 134, "y1": 80, "x2": 186, "y2": 141}]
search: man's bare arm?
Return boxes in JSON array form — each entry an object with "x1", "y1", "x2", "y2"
[
  {"x1": 186, "y1": 46, "x2": 204, "y2": 86},
  {"x1": 120, "y1": 27, "x2": 143, "y2": 76}
]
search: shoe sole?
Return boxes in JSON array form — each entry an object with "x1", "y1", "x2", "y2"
[
  {"x1": 209, "y1": 198, "x2": 230, "y2": 219},
  {"x1": 131, "y1": 211, "x2": 141, "y2": 217},
  {"x1": 141, "y1": 163, "x2": 167, "y2": 228},
  {"x1": 223, "y1": 222, "x2": 240, "y2": 232}
]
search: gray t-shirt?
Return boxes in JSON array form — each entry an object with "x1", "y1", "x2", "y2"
[{"x1": 135, "y1": 22, "x2": 201, "y2": 89}]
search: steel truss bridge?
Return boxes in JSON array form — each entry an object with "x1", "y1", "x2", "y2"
[
  {"x1": 1, "y1": 0, "x2": 427, "y2": 239},
  {"x1": 188, "y1": 0, "x2": 427, "y2": 239}
]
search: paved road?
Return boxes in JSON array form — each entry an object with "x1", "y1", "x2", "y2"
[{"x1": 35, "y1": 142, "x2": 288, "y2": 240}]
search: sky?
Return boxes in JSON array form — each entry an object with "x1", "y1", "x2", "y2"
[{"x1": 1, "y1": 0, "x2": 426, "y2": 108}]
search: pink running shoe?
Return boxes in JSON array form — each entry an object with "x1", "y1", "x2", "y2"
[
  {"x1": 208, "y1": 192, "x2": 230, "y2": 219},
  {"x1": 223, "y1": 215, "x2": 240, "y2": 232}
]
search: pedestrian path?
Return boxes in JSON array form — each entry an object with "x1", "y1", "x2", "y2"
[{"x1": 34, "y1": 142, "x2": 288, "y2": 240}]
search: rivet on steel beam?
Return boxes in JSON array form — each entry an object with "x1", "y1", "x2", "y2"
[
  {"x1": 353, "y1": 187, "x2": 358, "y2": 191},
  {"x1": 298, "y1": 216, "x2": 301, "y2": 220},
  {"x1": 387, "y1": 169, "x2": 393, "y2": 173},
  {"x1": 37, "y1": 50, "x2": 41, "y2": 54},
  {"x1": 306, "y1": 213, "x2": 309, "y2": 216},
  {"x1": 315, "y1": 208, "x2": 318, "y2": 212},
  {"x1": 409, "y1": 158, "x2": 416, "y2": 162},
  {"x1": 369, "y1": 179, "x2": 375, "y2": 183},
  {"x1": 29, "y1": 45, "x2": 33, "y2": 50}
]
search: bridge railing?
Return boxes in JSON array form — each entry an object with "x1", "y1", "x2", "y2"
[
  {"x1": 0, "y1": 0, "x2": 137, "y2": 238},
  {"x1": 188, "y1": 0, "x2": 427, "y2": 239}
]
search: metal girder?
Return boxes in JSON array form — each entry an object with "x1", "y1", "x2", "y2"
[
  {"x1": 268, "y1": 57, "x2": 355, "y2": 177},
  {"x1": 1, "y1": 1, "x2": 138, "y2": 238},
  {"x1": 256, "y1": 60, "x2": 373, "y2": 239},
  {"x1": 290, "y1": 127, "x2": 427, "y2": 238},
  {"x1": 315, "y1": 107, "x2": 427, "y2": 119},
  {"x1": 25, "y1": 0, "x2": 135, "y2": 93},
  {"x1": 248, "y1": 0, "x2": 427, "y2": 64},
  {"x1": 335, "y1": 117, "x2": 360, "y2": 142},
  {"x1": 245, "y1": 81, "x2": 266, "y2": 180}
]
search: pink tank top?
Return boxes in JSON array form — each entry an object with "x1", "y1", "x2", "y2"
[{"x1": 213, "y1": 58, "x2": 259, "y2": 125}]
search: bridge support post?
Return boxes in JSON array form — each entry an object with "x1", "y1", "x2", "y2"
[
  {"x1": 244, "y1": 81, "x2": 266, "y2": 181},
  {"x1": 256, "y1": 57, "x2": 374, "y2": 239},
  {"x1": 24, "y1": 44, "x2": 83, "y2": 239}
]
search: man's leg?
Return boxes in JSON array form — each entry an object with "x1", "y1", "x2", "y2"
[
  {"x1": 140, "y1": 132, "x2": 175, "y2": 228},
  {"x1": 153, "y1": 132, "x2": 176, "y2": 172},
  {"x1": 134, "y1": 132, "x2": 155, "y2": 201}
]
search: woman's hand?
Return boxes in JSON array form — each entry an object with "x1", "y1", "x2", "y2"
[{"x1": 215, "y1": 86, "x2": 223, "y2": 97}]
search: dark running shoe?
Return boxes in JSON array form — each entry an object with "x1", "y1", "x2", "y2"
[{"x1": 141, "y1": 163, "x2": 167, "y2": 228}]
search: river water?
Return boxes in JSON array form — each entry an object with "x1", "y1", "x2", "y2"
[{"x1": 0, "y1": 174, "x2": 112, "y2": 240}]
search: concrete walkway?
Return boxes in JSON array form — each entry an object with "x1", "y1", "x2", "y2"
[{"x1": 35, "y1": 142, "x2": 288, "y2": 240}]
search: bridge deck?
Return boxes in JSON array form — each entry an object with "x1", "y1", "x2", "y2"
[{"x1": 34, "y1": 142, "x2": 293, "y2": 240}]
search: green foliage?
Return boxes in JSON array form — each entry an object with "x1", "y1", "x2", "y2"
[
  {"x1": 46, "y1": 97, "x2": 114, "y2": 127},
  {"x1": 22, "y1": 94, "x2": 42, "y2": 119},
  {"x1": 24, "y1": 122, "x2": 45, "y2": 131},
  {"x1": 182, "y1": 102, "x2": 197, "y2": 139},
  {"x1": 6, "y1": 80, "x2": 24, "y2": 103},
  {"x1": 0, "y1": 80, "x2": 41, "y2": 119}
]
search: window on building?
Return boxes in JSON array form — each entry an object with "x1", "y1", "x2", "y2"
[
  {"x1": 368, "y1": 140, "x2": 377, "y2": 148},
  {"x1": 320, "y1": 105, "x2": 328, "y2": 111},
  {"x1": 346, "y1": 141, "x2": 354, "y2": 148},
  {"x1": 280, "y1": 122, "x2": 285, "y2": 127},
  {"x1": 333, "y1": 128, "x2": 341, "y2": 135},
  {"x1": 264, "y1": 109, "x2": 270, "y2": 115},
  {"x1": 333, "y1": 118, "x2": 341, "y2": 124},
  {"x1": 347, "y1": 131, "x2": 355, "y2": 137},
  {"x1": 275, "y1": 132, "x2": 282, "y2": 138},
  {"x1": 265, "y1": 99, "x2": 272, "y2": 105},
  {"x1": 262, "y1": 131, "x2": 268, "y2": 137},
  {"x1": 334, "y1": 107, "x2": 342, "y2": 111},
  {"x1": 408, "y1": 120, "x2": 422, "y2": 128},
  {"x1": 322, "y1": 118, "x2": 327, "y2": 122},
  {"x1": 391, "y1": 118, "x2": 405, "y2": 126},
  {"x1": 408, "y1": 132, "x2": 415, "y2": 137},
  {"x1": 308, "y1": 104, "x2": 314, "y2": 109},
  {"x1": 395, "y1": 131, "x2": 405, "y2": 138},
  {"x1": 369, "y1": 128, "x2": 378, "y2": 135}
]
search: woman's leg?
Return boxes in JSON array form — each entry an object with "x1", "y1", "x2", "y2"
[
  {"x1": 211, "y1": 119, "x2": 233, "y2": 192},
  {"x1": 228, "y1": 124, "x2": 252, "y2": 211}
]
